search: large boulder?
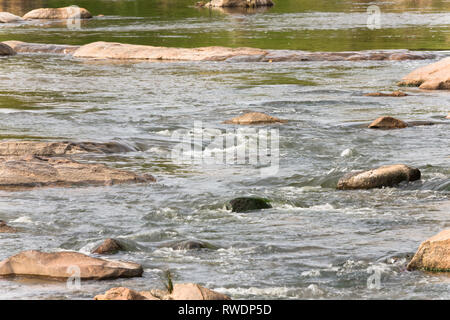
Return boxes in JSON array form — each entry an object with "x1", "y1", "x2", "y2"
[
  {"x1": 0, "y1": 43, "x2": 15, "y2": 56},
  {"x1": 0, "y1": 156, "x2": 155, "y2": 190},
  {"x1": 2, "y1": 41, "x2": 80, "y2": 55},
  {"x1": 337, "y1": 164, "x2": 421, "y2": 190},
  {"x1": 407, "y1": 230, "x2": 450, "y2": 272},
  {"x1": 0, "y1": 250, "x2": 143, "y2": 280},
  {"x1": 0, "y1": 141, "x2": 134, "y2": 157},
  {"x1": 94, "y1": 287, "x2": 158, "y2": 300},
  {"x1": 226, "y1": 197, "x2": 272, "y2": 212},
  {"x1": 0, "y1": 12, "x2": 23, "y2": 23},
  {"x1": 22, "y1": 7, "x2": 93, "y2": 20},
  {"x1": 398, "y1": 57, "x2": 450, "y2": 90},
  {"x1": 224, "y1": 112, "x2": 287, "y2": 125},
  {"x1": 92, "y1": 239, "x2": 124, "y2": 255},
  {"x1": 0, "y1": 220, "x2": 17, "y2": 233},
  {"x1": 368, "y1": 116, "x2": 408, "y2": 129},
  {"x1": 204, "y1": 0, "x2": 274, "y2": 7}
]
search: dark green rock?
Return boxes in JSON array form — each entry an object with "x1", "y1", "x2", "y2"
[{"x1": 226, "y1": 197, "x2": 272, "y2": 213}]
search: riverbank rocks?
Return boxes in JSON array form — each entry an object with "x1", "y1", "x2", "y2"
[
  {"x1": 0, "y1": 12, "x2": 23, "y2": 23},
  {"x1": 22, "y1": 7, "x2": 93, "y2": 20},
  {"x1": 0, "y1": 141, "x2": 135, "y2": 157},
  {"x1": 94, "y1": 283, "x2": 231, "y2": 300},
  {"x1": 2, "y1": 41, "x2": 80, "y2": 55},
  {"x1": 398, "y1": 57, "x2": 450, "y2": 90},
  {"x1": 407, "y1": 230, "x2": 450, "y2": 272},
  {"x1": 0, "y1": 43, "x2": 15, "y2": 56},
  {"x1": 227, "y1": 197, "x2": 272, "y2": 212},
  {"x1": 365, "y1": 91, "x2": 407, "y2": 97},
  {"x1": 0, "y1": 221, "x2": 17, "y2": 233},
  {"x1": 0, "y1": 156, "x2": 155, "y2": 191},
  {"x1": 203, "y1": 0, "x2": 274, "y2": 7},
  {"x1": 0, "y1": 250, "x2": 143, "y2": 280},
  {"x1": 368, "y1": 116, "x2": 409, "y2": 129},
  {"x1": 224, "y1": 112, "x2": 287, "y2": 125},
  {"x1": 337, "y1": 164, "x2": 421, "y2": 190},
  {"x1": 92, "y1": 239, "x2": 124, "y2": 255}
]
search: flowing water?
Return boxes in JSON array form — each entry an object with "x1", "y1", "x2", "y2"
[{"x1": 0, "y1": 0, "x2": 449, "y2": 299}]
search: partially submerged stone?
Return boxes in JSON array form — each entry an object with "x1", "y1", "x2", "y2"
[
  {"x1": 365, "y1": 91, "x2": 407, "y2": 97},
  {"x1": 22, "y1": 7, "x2": 93, "y2": 20},
  {"x1": 204, "y1": 0, "x2": 274, "y2": 7},
  {"x1": 398, "y1": 57, "x2": 450, "y2": 90},
  {"x1": 337, "y1": 164, "x2": 421, "y2": 190},
  {"x1": 0, "y1": 250, "x2": 143, "y2": 280},
  {"x1": 0, "y1": 12, "x2": 23, "y2": 23},
  {"x1": 368, "y1": 116, "x2": 409, "y2": 129},
  {"x1": 0, "y1": 220, "x2": 17, "y2": 233},
  {"x1": 92, "y1": 239, "x2": 124, "y2": 255},
  {"x1": 2, "y1": 41, "x2": 80, "y2": 55},
  {"x1": 407, "y1": 230, "x2": 450, "y2": 272},
  {"x1": 0, "y1": 43, "x2": 15, "y2": 56},
  {"x1": 224, "y1": 112, "x2": 287, "y2": 125},
  {"x1": 227, "y1": 197, "x2": 272, "y2": 212},
  {"x1": 0, "y1": 141, "x2": 135, "y2": 157},
  {"x1": 0, "y1": 156, "x2": 155, "y2": 190},
  {"x1": 162, "y1": 240, "x2": 216, "y2": 250}
]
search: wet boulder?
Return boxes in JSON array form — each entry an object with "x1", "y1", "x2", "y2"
[
  {"x1": 0, "y1": 43, "x2": 15, "y2": 56},
  {"x1": 94, "y1": 287, "x2": 158, "y2": 300},
  {"x1": 368, "y1": 116, "x2": 408, "y2": 129},
  {"x1": 162, "y1": 240, "x2": 216, "y2": 250},
  {"x1": 0, "y1": 250, "x2": 143, "y2": 280},
  {"x1": 92, "y1": 238, "x2": 124, "y2": 255},
  {"x1": 398, "y1": 57, "x2": 450, "y2": 90},
  {"x1": 2, "y1": 41, "x2": 80, "y2": 55},
  {"x1": 365, "y1": 91, "x2": 407, "y2": 97},
  {"x1": 0, "y1": 140, "x2": 135, "y2": 157},
  {"x1": 0, "y1": 156, "x2": 155, "y2": 191},
  {"x1": 224, "y1": 112, "x2": 287, "y2": 125},
  {"x1": 227, "y1": 197, "x2": 272, "y2": 212},
  {"x1": 0, "y1": 12, "x2": 23, "y2": 23},
  {"x1": 337, "y1": 164, "x2": 421, "y2": 190},
  {"x1": 407, "y1": 230, "x2": 450, "y2": 272},
  {"x1": 0, "y1": 220, "x2": 17, "y2": 233},
  {"x1": 22, "y1": 7, "x2": 93, "y2": 20},
  {"x1": 204, "y1": 0, "x2": 274, "y2": 7}
]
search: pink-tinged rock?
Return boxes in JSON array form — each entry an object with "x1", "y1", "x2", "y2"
[
  {"x1": 22, "y1": 7, "x2": 92, "y2": 20},
  {"x1": 0, "y1": 12, "x2": 23, "y2": 23},
  {"x1": 407, "y1": 230, "x2": 450, "y2": 272},
  {"x1": 224, "y1": 112, "x2": 287, "y2": 125},
  {"x1": 399, "y1": 57, "x2": 450, "y2": 90}
]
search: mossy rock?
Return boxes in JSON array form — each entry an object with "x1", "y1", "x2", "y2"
[{"x1": 226, "y1": 197, "x2": 272, "y2": 213}]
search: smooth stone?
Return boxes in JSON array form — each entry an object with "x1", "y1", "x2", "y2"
[
  {"x1": 2, "y1": 41, "x2": 80, "y2": 55},
  {"x1": 22, "y1": 7, "x2": 93, "y2": 20},
  {"x1": 204, "y1": 0, "x2": 274, "y2": 7},
  {"x1": 0, "y1": 220, "x2": 17, "y2": 233},
  {"x1": 337, "y1": 164, "x2": 421, "y2": 190},
  {"x1": 227, "y1": 197, "x2": 272, "y2": 212},
  {"x1": 407, "y1": 230, "x2": 450, "y2": 272},
  {"x1": 368, "y1": 116, "x2": 409, "y2": 129},
  {"x1": 0, "y1": 43, "x2": 15, "y2": 56},
  {"x1": 92, "y1": 239, "x2": 124, "y2": 255},
  {"x1": 0, "y1": 140, "x2": 135, "y2": 157},
  {"x1": 223, "y1": 112, "x2": 287, "y2": 125},
  {"x1": 398, "y1": 57, "x2": 450, "y2": 90},
  {"x1": 0, "y1": 250, "x2": 143, "y2": 280},
  {"x1": 446, "y1": 113, "x2": 450, "y2": 119},
  {"x1": 94, "y1": 287, "x2": 158, "y2": 300},
  {"x1": 0, "y1": 12, "x2": 23, "y2": 23},
  {"x1": 365, "y1": 91, "x2": 407, "y2": 97}
]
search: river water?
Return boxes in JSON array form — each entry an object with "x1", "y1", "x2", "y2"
[{"x1": 0, "y1": 0, "x2": 449, "y2": 299}]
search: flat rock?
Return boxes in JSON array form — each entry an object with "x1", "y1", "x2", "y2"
[
  {"x1": 0, "y1": 43, "x2": 15, "y2": 56},
  {"x1": 365, "y1": 91, "x2": 407, "y2": 97},
  {"x1": 22, "y1": 7, "x2": 93, "y2": 20},
  {"x1": 0, "y1": 141, "x2": 135, "y2": 157},
  {"x1": 398, "y1": 57, "x2": 450, "y2": 90},
  {"x1": 2, "y1": 41, "x2": 80, "y2": 55},
  {"x1": 0, "y1": 156, "x2": 155, "y2": 190},
  {"x1": 92, "y1": 239, "x2": 124, "y2": 255},
  {"x1": 368, "y1": 116, "x2": 409, "y2": 129},
  {"x1": 337, "y1": 164, "x2": 421, "y2": 190},
  {"x1": 224, "y1": 112, "x2": 287, "y2": 125},
  {"x1": 94, "y1": 287, "x2": 158, "y2": 300},
  {"x1": 407, "y1": 230, "x2": 450, "y2": 272},
  {"x1": 204, "y1": 0, "x2": 274, "y2": 7},
  {"x1": 0, "y1": 220, "x2": 17, "y2": 233},
  {"x1": 0, "y1": 12, "x2": 24, "y2": 23},
  {"x1": 226, "y1": 197, "x2": 272, "y2": 212},
  {"x1": 0, "y1": 250, "x2": 143, "y2": 280}
]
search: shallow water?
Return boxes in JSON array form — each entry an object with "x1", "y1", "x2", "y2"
[{"x1": 0, "y1": 0, "x2": 449, "y2": 299}]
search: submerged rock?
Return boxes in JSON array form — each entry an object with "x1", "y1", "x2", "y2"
[
  {"x1": 204, "y1": 0, "x2": 274, "y2": 7},
  {"x1": 2, "y1": 41, "x2": 80, "y2": 55},
  {"x1": 227, "y1": 197, "x2": 272, "y2": 212},
  {"x1": 95, "y1": 283, "x2": 231, "y2": 300},
  {"x1": 162, "y1": 240, "x2": 216, "y2": 250},
  {"x1": 365, "y1": 91, "x2": 407, "y2": 97},
  {"x1": 224, "y1": 112, "x2": 287, "y2": 125},
  {"x1": 92, "y1": 239, "x2": 124, "y2": 255},
  {"x1": 407, "y1": 230, "x2": 450, "y2": 272},
  {"x1": 368, "y1": 116, "x2": 409, "y2": 129},
  {"x1": 398, "y1": 57, "x2": 450, "y2": 90},
  {"x1": 0, "y1": 12, "x2": 23, "y2": 23},
  {"x1": 0, "y1": 250, "x2": 143, "y2": 280},
  {"x1": 0, "y1": 156, "x2": 155, "y2": 190},
  {"x1": 0, "y1": 141, "x2": 135, "y2": 157},
  {"x1": 22, "y1": 7, "x2": 93, "y2": 20},
  {"x1": 0, "y1": 220, "x2": 17, "y2": 233},
  {"x1": 337, "y1": 164, "x2": 421, "y2": 190},
  {"x1": 0, "y1": 43, "x2": 15, "y2": 56}
]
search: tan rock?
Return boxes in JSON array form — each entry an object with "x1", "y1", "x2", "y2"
[
  {"x1": 204, "y1": 0, "x2": 274, "y2": 7},
  {"x1": 0, "y1": 250, "x2": 143, "y2": 280},
  {"x1": 0, "y1": 220, "x2": 17, "y2": 233},
  {"x1": 224, "y1": 112, "x2": 287, "y2": 125},
  {"x1": 407, "y1": 230, "x2": 450, "y2": 272},
  {"x1": 337, "y1": 164, "x2": 421, "y2": 190},
  {"x1": 92, "y1": 239, "x2": 123, "y2": 255},
  {"x1": 368, "y1": 116, "x2": 408, "y2": 129},
  {"x1": 2, "y1": 41, "x2": 79, "y2": 55},
  {"x1": 23, "y1": 7, "x2": 92, "y2": 20},
  {"x1": 398, "y1": 57, "x2": 450, "y2": 90},
  {"x1": 0, "y1": 12, "x2": 23, "y2": 23},
  {"x1": 365, "y1": 91, "x2": 407, "y2": 97},
  {"x1": 73, "y1": 41, "x2": 267, "y2": 61},
  {"x1": 94, "y1": 287, "x2": 155, "y2": 300},
  {"x1": 0, "y1": 43, "x2": 15, "y2": 56},
  {"x1": 0, "y1": 141, "x2": 134, "y2": 157},
  {"x1": 0, "y1": 156, "x2": 155, "y2": 191},
  {"x1": 446, "y1": 113, "x2": 450, "y2": 119}
]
